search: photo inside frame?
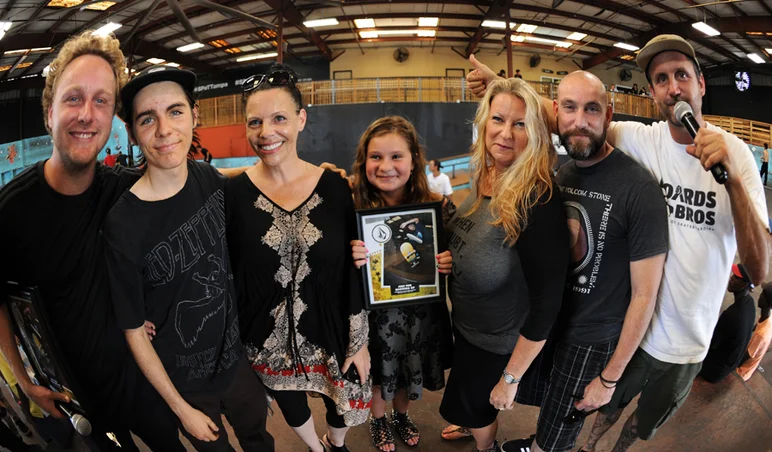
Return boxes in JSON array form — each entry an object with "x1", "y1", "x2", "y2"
[{"x1": 362, "y1": 208, "x2": 440, "y2": 304}]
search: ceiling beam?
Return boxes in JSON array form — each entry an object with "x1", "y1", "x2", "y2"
[
  {"x1": 72, "y1": 0, "x2": 148, "y2": 35},
  {"x1": 129, "y1": 0, "x2": 256, "y2": 40},
  {"x1": 12, "y1": 1, "x2": 49, "y2": 34},
  {"x1": 123, "y1": 36, "x2": 220, "y2": 73},
  {"x1": 582, "y1": 23, "x2": 727, "y2": 70},
  {"x1": 466, "y1": 0, "x2": 510, "y2": 57},
  {"x1": 567, "y1": 0, "x2": 666, "y2": 26},
  {"x1": 262, "y1": 0, "x2": 331, "y2": 60},
  {"x1": 759, "y1": 1, "x2": 772, "y2": 16},
  {"x1": 0, "y1": 0, "x2": 18, "y2": 21}
]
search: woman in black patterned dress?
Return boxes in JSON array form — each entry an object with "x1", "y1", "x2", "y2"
[
  {"x1": 226, "y1": 64, "x2": 371, "y2": 452},
  {"x1": 350, "y1": 116, "x2": 454, "y2": 451}
]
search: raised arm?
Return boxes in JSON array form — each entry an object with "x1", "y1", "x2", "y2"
[{"x1": 576, "y1": 253, "x2": 666, "y2": 411}]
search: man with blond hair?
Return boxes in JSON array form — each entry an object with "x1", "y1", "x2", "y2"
[{"x1": 0, "y1": 31, "x2": 184, "y2": 450}]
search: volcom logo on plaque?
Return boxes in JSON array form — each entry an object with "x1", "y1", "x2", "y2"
[{"x1": 372, "y1": 224, "x2": 392, "y2": 243}]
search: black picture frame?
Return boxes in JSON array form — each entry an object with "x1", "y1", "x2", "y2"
[
  {"x1": 356, "y1": 201, "x2": 446, "y2": 310},
  {"x1": 4, "y1": 283, "x2": 88, "y2": 417}
]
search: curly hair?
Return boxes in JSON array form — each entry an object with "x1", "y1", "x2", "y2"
[
  {"x1": 41, "y1": 30, "x2": 127, "y2": 133},
  {"x1": 351, "y1": 116, "x2": 434, "y2": 209},
  {"x1": 467, "y1": 77, "x2": 556, "y2": 246}
]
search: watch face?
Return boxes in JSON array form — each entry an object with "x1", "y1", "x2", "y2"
[{"x1": 735, "y1": 72, "x2": 750, "y2": 91}]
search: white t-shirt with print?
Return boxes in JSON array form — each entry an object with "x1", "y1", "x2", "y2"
[
  {"x1": 610, "y1": 120, "x2": 768, "y2": 364},
  {"x1": 428, "y1": 172, "x2": 453, "y2": 196}
]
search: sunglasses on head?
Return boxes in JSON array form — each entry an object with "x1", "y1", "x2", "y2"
[{"x1": 242, "y1": 70, "x2": 297, "y2": 94}]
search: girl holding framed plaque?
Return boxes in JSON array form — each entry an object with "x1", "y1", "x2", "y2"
[{"x1": 350, "y1": 116, "x2": 454, "y2": 452}]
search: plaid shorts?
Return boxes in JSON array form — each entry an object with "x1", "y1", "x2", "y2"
[{"x1": 534, "y1": 339, "x2": 617, "y2": 452}]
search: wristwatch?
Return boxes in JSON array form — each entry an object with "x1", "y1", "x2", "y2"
[{"x1": 502, "y1": 370, "x2": 521, "y2": 385}]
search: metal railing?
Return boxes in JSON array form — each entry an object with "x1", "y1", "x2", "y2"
[{"x1": 197, "y1": 77, "x2": 663, "y2": 128}]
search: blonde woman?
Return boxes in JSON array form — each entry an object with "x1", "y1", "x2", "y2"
[{"x1": 439, "y1": 78, "x2": 569, "y2": 452}]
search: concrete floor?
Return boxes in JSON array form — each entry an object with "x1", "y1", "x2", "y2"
[{"x1": 12, "y1": 190, "x2": 772, "y2": 452}]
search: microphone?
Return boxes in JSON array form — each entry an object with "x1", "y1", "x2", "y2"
[
  {"x1": 55, "y1": 401, "x2": 92, "y2": 436},
  {"x1": 674, "y1": 101, "x2": 728, "y2": 184}
]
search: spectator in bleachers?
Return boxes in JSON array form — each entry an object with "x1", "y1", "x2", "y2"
[
  {"x1": 103, "y1": 147, "x2": 117, "y2": 167},
  {"x1": 498, "y1": 69, "x2": 506, "y2": 77},
  {"x1": 514, "y1": 69, "x2": 523, "y2": 79},
  {"x1": 427, "y1": 159, "x2": 453, "y2": 196},
  {"x1": 631, "y1": 83, "x2": 640, "y2": 95}
]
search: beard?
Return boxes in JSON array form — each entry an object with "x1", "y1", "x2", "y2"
[{"x1": 559, "y1": 128, "x2": 607, "y2": 161}]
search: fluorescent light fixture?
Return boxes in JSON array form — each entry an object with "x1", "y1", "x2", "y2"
[
  {"x1": 359, "y1": 31, "x2": 379, "y2": 38},
  {"x1": 30, "y1": 47, "x2": 52, "y2": 52},
  {"x1": 354, "y1": 18, "x2": 375, "y2": 28},
  {"x1": 303, "y1": 18, "x2": 339, "y2": 28},
  {"x1": 512, "y1": 35, "x2": 525, "y2": 42},
  {"x1": 748, "y1": 53, "x2": 765, "y2": 64},
  {"x1": 418, "y1": 17, "x2": 439, "y2": 27},
  {"x1": 766, "y1": 48, "x2": 772, "y2": 53},
  {"x1": 566, "y1": 32, "x2": 587, "y2": 41},
  {"x1": 146, "y1": 57, "x2": 166, "y2": 64},
  {"x1": 93, "y1": 22, "x2": 122, "y2": 37},
  {"x1": 516, "y1": 24, "x2": 537, "y2": 33},
  {"x1": 236, "y1": 52, "x2": 278, "y2": 62},
  {"x1": 165, "y1": 62, "x2": 180, "y2": 67},
  {"x1": 417, "y1": 30, "x2": 436, "y2": 37},
  {"x1": 177, "y1": 42, "x2": 204, "y2": 52},
  {"x1": 692, "y1": 21, "x2": 720, "y2": 37},
  {"x1": 21, "y1": 74, "x2": 38, "y2": 79},
  {"x1": 124, "y1": 68, "x2": 136, "y2": 73},
  {"x1": 482, "y1": 20, "x2": 507, "y2": 29},
  {"x1": 0, "y1": 21, "x2": 12, "y2": 40},
  {"x1": 4, "y1": 49, "x2": 28, "y2": 55},
  {"x1": 614, "y1": 42, "x2": 640, "y2": 51},
  {"x1": 524, "y1": 36, "x2": 572, "y2": 48}
]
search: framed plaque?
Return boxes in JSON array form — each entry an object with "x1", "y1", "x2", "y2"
[{"x1": 356, "y1": 202, "x2": 446, "y2": 310}]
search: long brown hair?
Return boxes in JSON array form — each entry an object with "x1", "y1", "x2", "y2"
[
  {"x1": 351, "y1": 116, "x2": 434, "y2": 209},
  {"x1": 468, "y1": 77, "x2": 556, "y2": 245}
]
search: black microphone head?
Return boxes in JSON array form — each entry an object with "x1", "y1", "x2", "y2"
[{"x1": 674, "y1": 101, "x2": 693, "y2": 122}]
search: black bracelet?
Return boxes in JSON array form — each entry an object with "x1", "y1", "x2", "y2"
[
  {"x1": 600, "y1": 379, "x2": 616, "y2": 389},
  {"x1": 599, "y1": 373, "x2": 619, "y2": 386}
]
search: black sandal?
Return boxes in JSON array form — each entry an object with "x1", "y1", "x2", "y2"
[
  {"x1": 323, "y1": 433, "x2": 350, "y2": 452},
  {"x1": 391, "y1": 409, "x2": 420, "y2": 447},
  {"x1": 369, "y1": 415, "x2": 395, "y2": 451}
]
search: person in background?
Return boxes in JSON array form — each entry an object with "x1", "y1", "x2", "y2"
[
  {"x1": 116, "y1": 150, "x2": 128, "y2": 167},
  {"x1": 737, "y1": 281, "x2": 772, "y2": 380},
  {"x1": 427, "y1": 159, "x2": 453, "y2": 196},
  {"x1": 350, "y1": 116, "x2": 454, "y2": 452},
  {"x1": 631, "y1": 83, "x2": 640, "y2": 95},
  {"x1": 514, "y1": 69, "x2": 523, "y2": 79},
  {"x1": 103, "y1": 147, "x2": 117, "y2": 167},
  {"x1": 760, "y1": 143, "x2": 768, "y2": 186},
  {"x1": 498, "y1": 69, "x2": 506, "y2": 77},
  {"x1": 439, "y1": 77, "x2": 569, "y2": 452},
  {"x1": 227, "y1": 64, "x2": 371, "y2": 452},
  {"x1": 698, "y1": 264, "x2": 757, "y2": 383}
]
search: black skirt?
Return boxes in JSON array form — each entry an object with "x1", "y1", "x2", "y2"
[{"x1": 439, "y1": 330, "x2": 511, "y2": 428}]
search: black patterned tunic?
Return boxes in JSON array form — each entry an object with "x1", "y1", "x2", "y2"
[{"x1": 226, "y1": 170, "x2": 371, "y2": 426}]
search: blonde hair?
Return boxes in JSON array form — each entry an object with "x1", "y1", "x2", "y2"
[
  {"x1": 41, "y1": 30, "x2": 127, "y2": 132},
  {"x1": 351, "y1": 116, "x2": 434, "y2": 209},
  {"x1": 468, "y1": 77, "x2": 556, "y2": 245}
]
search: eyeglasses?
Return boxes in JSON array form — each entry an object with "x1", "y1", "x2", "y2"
[{"x1": 242, "y1": 70, "x2": 297, "y2": 94}]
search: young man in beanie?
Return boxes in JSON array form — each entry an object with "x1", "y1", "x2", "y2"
[
  {"x1": 466, "y1": 34, "x2": 769, "y2": 452},
  {"x1": 104, "y1": 65, "x2": 273, "y2": 451},
  {"x1": 0, "y1": 31, "x2": 185, "y2": 451}
]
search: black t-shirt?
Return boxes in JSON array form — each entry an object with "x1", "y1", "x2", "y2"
[
  {"x1": 105, "y1": 160, "x2": 241, "y2": 394},
  {"x1": 700, "y1": 294, "x2": 757, "y2": 382},
  {"x1": 0, "y1": 161, "x2": 141, "y2": 421},
  {"x1": 556, "y1": 149, "x2": 669, "y2": 345}
]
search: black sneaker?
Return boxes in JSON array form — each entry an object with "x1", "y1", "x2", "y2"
[{"x1": 500, "y1": 434, "x2": 535, "y2": 452}]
